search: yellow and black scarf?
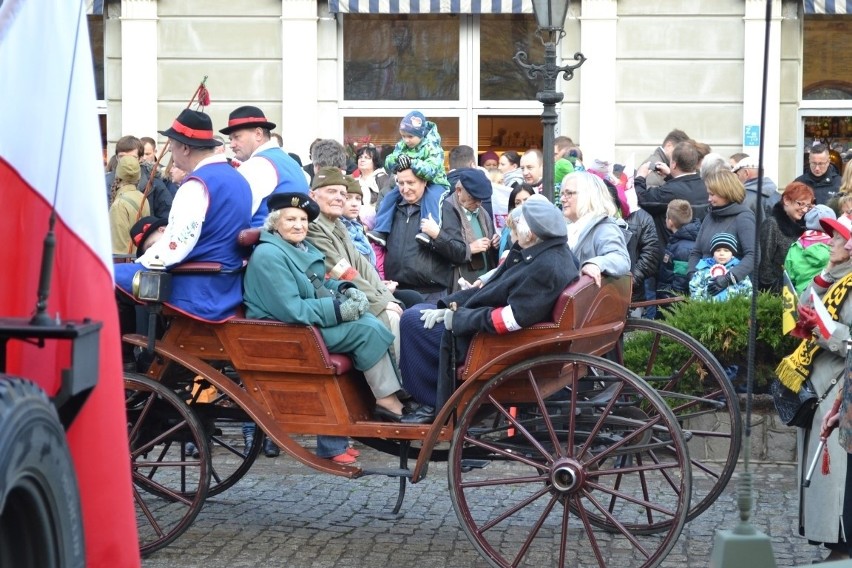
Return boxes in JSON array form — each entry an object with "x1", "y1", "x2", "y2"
[{"x1": 775, "y1": 272, "x2": 852, "y2": 392}]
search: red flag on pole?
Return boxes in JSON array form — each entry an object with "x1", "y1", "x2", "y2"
[{"x1": 0, "y1": 1, "x2": 140, "y2": 566}]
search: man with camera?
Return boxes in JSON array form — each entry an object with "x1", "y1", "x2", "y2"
[{"x1": 635, "y1": 140, "x2": 710, "y2": 253}]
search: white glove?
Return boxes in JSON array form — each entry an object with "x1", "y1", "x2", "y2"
[{"x1": 420, "y1": 308, "x2": 448, "y2": 329}]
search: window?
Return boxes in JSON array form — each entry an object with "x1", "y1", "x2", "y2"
[
  {"x1": 343, "y1": 15, "x2": 460, "y2": 101},
  {"x1": 479, "y1": 14, "x2": 544, "y2": 101}
]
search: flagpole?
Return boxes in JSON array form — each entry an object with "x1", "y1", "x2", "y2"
[
  {"x1": 710, "y1": 1, "x2": 777, "y2": 565},
  {"x1": 132, "y1": 76, "x2": 210, "y2": 242}
]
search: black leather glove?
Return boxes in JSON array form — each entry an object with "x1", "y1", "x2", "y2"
[
  {"x1": 396, "y1": 154, "x2": 412, "y2": 172},
  {"x1": 706, "y1": 274, "x2": 730, "y2": 296}
]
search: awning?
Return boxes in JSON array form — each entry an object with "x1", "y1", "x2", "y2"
[
  {"x1": 86, "y1": 0, "x2": 104, "y2": 15},
  {"x1": 804, "y1": 0, "x2": 852, "y2": 14},
  {"x1": 329, "y1": 0, "x2": 533, "y2": 14}
]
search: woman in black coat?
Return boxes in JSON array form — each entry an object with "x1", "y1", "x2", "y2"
[
  {"x1": 757, "y1": 181, "x2": 812, "y2": 293},
  {"x1": 397, "y1": 194, "x2": 580, "y2": 423}
]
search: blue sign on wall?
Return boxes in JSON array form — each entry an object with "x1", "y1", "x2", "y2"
[{"x1": 744, "y1": 125, "x2": 760, "y2": 147}]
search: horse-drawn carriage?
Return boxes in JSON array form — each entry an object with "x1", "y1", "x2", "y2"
[{"x1": 125, "y1": 258, "x2": 741, "y2": 568}]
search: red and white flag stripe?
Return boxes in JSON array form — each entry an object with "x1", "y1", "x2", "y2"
[{"x1": 0, "y1": 0, "x2": 140, "y2": 566}]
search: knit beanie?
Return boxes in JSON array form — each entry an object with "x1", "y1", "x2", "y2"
[
  {"x1": 804, "y1": 204, "x2": 836, "y2": 231},
  {"x1": 554, "y1": 158, "x2": 574, "y2": 185},
  {"x1": 710, "y1": 232, "x2": 738, "y2": 255},
  {"x1": 399, "y1": 111, "x2": 427, "y2": 138}
]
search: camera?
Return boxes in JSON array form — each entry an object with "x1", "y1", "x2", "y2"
[{"x1": 653, "y1": 162, "x2": 665, "y2": 172}]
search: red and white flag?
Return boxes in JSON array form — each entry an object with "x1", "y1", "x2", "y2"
[{"x1": 0, "y1": 1, "x2": 140, "y2": 566}]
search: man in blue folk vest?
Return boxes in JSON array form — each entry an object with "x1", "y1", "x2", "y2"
[
  {"x1": 115, "y1": 108, "x2": 252, "y2": 323},
  {"x1": 221, "y1": 105, "x2": 309, "y2": 227}
]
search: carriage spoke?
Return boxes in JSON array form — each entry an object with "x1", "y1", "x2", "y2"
[{"x1": 132, "y1": 485, "x2": 165, "y2": 537}]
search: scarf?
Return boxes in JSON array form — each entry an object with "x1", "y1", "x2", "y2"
[
  {"x1": 775, "y1": 271, "x2": 852, "y2": 392},
  {"x1": 566, "y1": 213, "x2": 602, "y2": 251},
  {"x1": 340, "y1": 217, "x2": 375, "y2": 265},
  {"x1": 449, "y1": 193, "x2": 491, "y2": 266}
]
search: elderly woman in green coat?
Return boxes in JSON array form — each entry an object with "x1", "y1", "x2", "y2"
[{"x1": 243, "y1": 192, "x2": 424, "y2": 423}]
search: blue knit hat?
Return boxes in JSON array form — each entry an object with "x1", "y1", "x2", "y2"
[
  {"x1": 710, "y1": 232, "x2": 738, "y2": 255},
  {"x1": 400, "y1": 110, "x2": 427, "y2": 138}
]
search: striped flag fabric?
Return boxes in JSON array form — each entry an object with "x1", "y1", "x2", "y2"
[
  {"x1": 0, "y1": 1, "x2": 140, "y2": 565},
  {"x1": 782, "y1": 270, "x2": 798, "y2": 335}
]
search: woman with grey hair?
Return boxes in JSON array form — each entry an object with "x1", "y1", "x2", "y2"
[
  {"x1": 560, "y1": 171, "x2": 631, "y2": 286},
  {"x1": 397, "y1": 194, "x2": 580, "y2": 422},
  {"x1": 242, "y1": 192, "x2": 426, "y2": 430}
]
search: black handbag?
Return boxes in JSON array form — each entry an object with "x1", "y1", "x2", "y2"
[{"x1": 771, "y1": 377, "x2": 838, "y2": 428}]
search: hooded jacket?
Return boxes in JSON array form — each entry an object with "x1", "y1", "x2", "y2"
[
  {"x1": 687, "y1": 202, "x2": 757, "y2": 285},
  {"x1": 743, "y1": 176, "x2": 778, "y2": 221},
  {"x1": 658, "y1": 218, "x2": 701, "y2": 294},
  {"x1": 384, "y1": 120, "x2": 449, "y2": 188}
]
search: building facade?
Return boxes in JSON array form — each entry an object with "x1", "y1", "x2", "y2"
[{"x1": 95, "y1": 0, "x2": 852, "y2": 185}]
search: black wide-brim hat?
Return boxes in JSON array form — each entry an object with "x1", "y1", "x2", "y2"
[
  {"x1": 219, "y1": 105, "x2": 277, "y2": 135},
  {"x1": 158, "y1": 109, "x2": 222, "y2": 148},
  {"x1": 267, "y1": 192, "x2": 320, "y2": 223},
  {"x1": 130, "y1": 216, "x2": 168, "y2": 258}
]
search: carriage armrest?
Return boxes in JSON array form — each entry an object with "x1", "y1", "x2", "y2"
[{"x1": 238, "y1": 228, "x2": 262, "y2": 247}]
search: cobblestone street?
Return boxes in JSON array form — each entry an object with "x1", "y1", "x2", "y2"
[{"x1": 140, "y1": 436, "x2": 823, "y2": 568}]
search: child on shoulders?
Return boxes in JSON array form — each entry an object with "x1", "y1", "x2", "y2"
[
  {"x1": 367, "y1": 110, "x2": 450, "y2": 247},
  {"x1": 689, "y1": 232, "x2": 753, "y2": 301}
]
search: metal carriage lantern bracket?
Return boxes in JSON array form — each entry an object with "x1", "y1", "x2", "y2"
[{"x1": 513, "y1": 0, "x2": 586, "y2": 203}]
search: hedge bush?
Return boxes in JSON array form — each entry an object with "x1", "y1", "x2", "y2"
[{"x1": 623, "y1": 293, "x2": 798, "y2": 391}]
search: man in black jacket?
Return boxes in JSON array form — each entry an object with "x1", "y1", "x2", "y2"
[
  {"x1": 105, "y1": 135, "x2": 172, "y2": 220},
  {"x1": 384, "y1": 164, "x2": 459, "y2": 301},
  {"x1": 796, "y1": 143, "x2": 841, "y2": 205},
  {"x1": 635, "y1": 141, "x2": 709, "y2": 253}
]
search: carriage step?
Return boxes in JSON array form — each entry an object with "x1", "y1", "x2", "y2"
[{"x1": 360, "y1": 467, "x2": 413, "y2": 479}]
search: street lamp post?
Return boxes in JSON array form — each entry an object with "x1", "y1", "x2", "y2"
[{"x1": 513, "y1": 0, "x2": 585, "y2": 203}]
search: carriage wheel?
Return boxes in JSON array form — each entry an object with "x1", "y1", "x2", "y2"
[
  {"x1": 125, "y1": 373, "x2": 211, "y2": 556},
  {"x1": 448, "y1": 354, "x2": 690, "y2": 568},
  {"x1": 619, "y1": 318, "x2": 741, "y2": 523},
  {"x1": 185, "y1": 383, "x2": 263, "y2": 497}
]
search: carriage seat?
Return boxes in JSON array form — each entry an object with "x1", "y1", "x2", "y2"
[
  {"x1": 223, "y1": 305, "x2": 353, "y2": 376},
  {"x1": 456, "y1": 275, "x2": 631, "y2": 381}
]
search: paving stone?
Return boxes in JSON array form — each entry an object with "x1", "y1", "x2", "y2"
[{"x1": 140, "y1": 445, "x2": 826, "y2": 568}]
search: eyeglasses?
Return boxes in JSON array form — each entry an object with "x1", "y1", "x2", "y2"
[
  {"x1": 809, "y1": 160, "x2": 830, "y2": 168},
  {"x1": 560, "y1": 191, "x2": 578, "y2": 199},
  {"x1": 794, "y1": 200, "x2": 815, "y2": 210}
]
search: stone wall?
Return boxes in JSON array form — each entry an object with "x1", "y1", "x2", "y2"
[{"x1": 684, "y1": 394, "x2": 797, "y2": 466}]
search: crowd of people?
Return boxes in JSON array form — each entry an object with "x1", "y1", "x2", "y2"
[{"x1": 109, "y1": 107, "x2": 852, "y2": 561}]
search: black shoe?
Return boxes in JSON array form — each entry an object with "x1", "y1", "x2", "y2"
[
  {"x1": 373, "y1": 405, "x2": 403, "y2": 422},
  {"x1": 402, "y1": 398, "x2": 421, "y2": 413},
  {"x1": 263, "y1": 437, "x2": 280, "y2": 458},
  {"x1": 400, "y1": 404, "x2": 435, "y2": 424},
  {"x1": 415, "y1": 232, "x2": 432, "y2": 246},
  {"x1": 367, "y1": 231, "x2": 387, "y2": 247}
]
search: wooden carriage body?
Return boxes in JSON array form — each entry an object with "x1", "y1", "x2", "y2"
[{"x1": 125, "y1": 274, "x2": 631, "y2": 479}]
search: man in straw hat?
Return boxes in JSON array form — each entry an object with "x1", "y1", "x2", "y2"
[
  {"x1": 221, "y1": 105, "x2": 309, "y2": 226},
  {"x1": 114, "y1": 108, "x2": 252, "y2": 324}
]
